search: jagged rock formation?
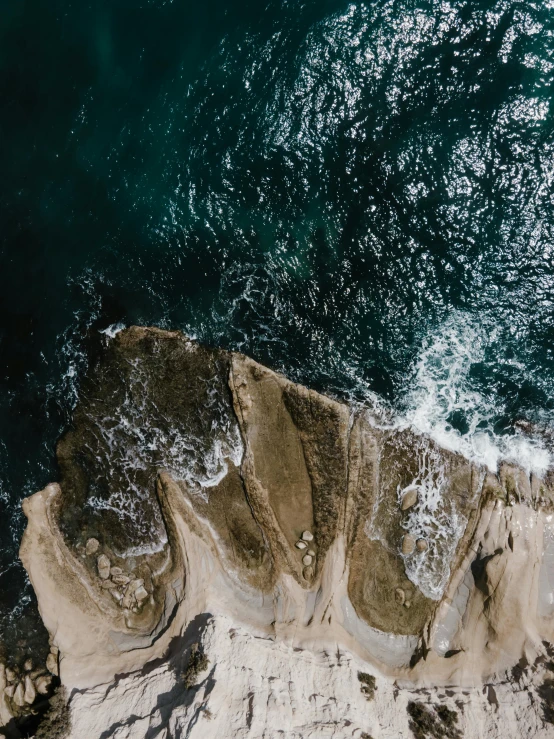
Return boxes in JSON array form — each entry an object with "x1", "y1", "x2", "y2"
[{"x1": 7, "y1": 327, "x2": 554, "y2": 737}]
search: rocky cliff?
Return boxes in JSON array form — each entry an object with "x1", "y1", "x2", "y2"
[{"x1": 4, "y1": 327, "x2": 554, "y2": 737}]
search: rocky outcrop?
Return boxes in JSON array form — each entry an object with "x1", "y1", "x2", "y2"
[{"x1": 10, "y1": 327, "x2": 554, "y2": 737}]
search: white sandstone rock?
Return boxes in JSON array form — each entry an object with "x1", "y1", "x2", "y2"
[
  {"x1": 35, "y1": 675, "x2": 52, "y2": 695},
  {"x1": 112, "y1": 574, "x2": 131, "y2": 586},
  {"x1": 23, "y1": 675, "x2": 36, "y2": 704},
  {"x1": 134, "y1": 586, "x2": 148, "y2": 603},
  {"x1": 46, "y1": 652, "x2": 58, "y2": 676},
  {"x1": 97, "y1": 554, "x2": 111, "y2": 580},
  {"x1": 85, "y1": 538, "x2": 100, "y2": 556},
  {"x1": 401, "y1": 534, "x2": 415, "y2": 555},
  {"x1": 401, "y1": 487, "x2": 418, "y2": 510},
  {"x1": 12, "y1": 682, "x2": 25, "y2": 708}
]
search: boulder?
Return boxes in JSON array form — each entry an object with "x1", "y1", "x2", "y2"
[
  {"x1": 416, "y1": 538, "x2": 428, "y2": 552},
  {"x1": 46, "y1": 652, "x2": 58, "y2": 676},
  {"x1": 395, "y1": 588, "x2": 405, "y2": 605},
  {"x1": 302, "y1": 554, "x2": 313, "y2": 566},
  {"x1": 401, "y1": 535, "x2": 415, "y2": 555},
  {"x1": 134, "y1": 586, "x2": 149, "y2": 603},
  {"x1": 23, "y1": 675, "x2": 36, "y2": 704},
  {"x1": 301, "y1": 531, "x2": 314, "y2": 542},
  {"x1": 85, "y1": 538, "x2": 100, "y2": 556},
  {"x1": 35, "y1": 675, "x2": 52, "y2": 695},
  {"x1": 295, "y1": 540, "x2": 307, "y2": 550},
  {"x1": 13, "y1": 682, "x2": 25, "y2": 707},
  {"x1": 401, "y1": 487, "x2": 418, "y2": 511},
  {"x1": 97, "y1": 554, "x2": 111, "y2": 579},
  {"x1": 122, "y1": 579, "x2": 144, "y2": 609},
  {"x1": 110, "y1": 566, "x2": 123, "y2": 576},
  {"x1": 5, "y1": 668, "x2": 16, "y2": 683},
  {"x1": 111, "y1": 574, "x2": 131, "y2": 586},
  {"x1": 23, "y1": 659, "x2": 32, "y2": 672},
  {"x1": 4, "y1": 685, "x2": 15, "y2": 699}
]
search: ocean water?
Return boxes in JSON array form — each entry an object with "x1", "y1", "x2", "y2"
[{"x1": 1, "y1": 0, "x2": 554, "y2": 657}]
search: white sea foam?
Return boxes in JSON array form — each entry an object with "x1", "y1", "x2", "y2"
[
  {"x1": 100, "y1": 322, "x2": 126, "y2": 338},
  {"x1": 366, "y1": 311, "x2": 552, "y2": 600},
  {"x1": 400, "y1": 311, "x2": 551, "y2": 475},
  {"x1": 396, "y1": 442, "x2": 476, "y2": 600}
]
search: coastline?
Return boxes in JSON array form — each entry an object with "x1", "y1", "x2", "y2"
[{"x1": 3, "y1": 327, "x2": 554, "y2": 737}]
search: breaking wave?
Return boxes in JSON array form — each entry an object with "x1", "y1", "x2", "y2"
[{"x1": 400, "y1": 312, "x2": 551, "y2": 475}]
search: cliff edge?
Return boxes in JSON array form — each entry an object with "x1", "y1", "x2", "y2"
[{"x1": 6, "y1": 327, "x2": 554, "y2": 737}]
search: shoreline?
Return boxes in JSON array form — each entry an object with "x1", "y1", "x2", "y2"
[{"x1": 3, "y1": 327, "x2": 554, "y2": 737}]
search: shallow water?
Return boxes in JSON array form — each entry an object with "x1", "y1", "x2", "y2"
[{"x1": 1, "y1": 0, "x2": 554, "y2": 656}]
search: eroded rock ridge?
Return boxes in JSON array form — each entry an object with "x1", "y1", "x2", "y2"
[{"x1": 8, "y1": 327, "x2": 554, "y2": 738}]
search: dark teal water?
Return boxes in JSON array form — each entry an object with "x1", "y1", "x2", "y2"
[{"x1": 1, "y1": 0, "x2": 554, "y2": 656}]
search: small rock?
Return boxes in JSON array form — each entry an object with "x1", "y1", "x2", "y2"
[
  {"x1": 46, "y1": 652, "x2": 58, "y2": 677},
  {"x1": 13, "y1": 681, "x2": 25, "y2": 707},
  {"x1": 111, "y1": 574, "x2": 131, "y2": 586},
  {"x1": 302, "y1": 554, "x2": 313, "y2": 566},
  {"x1": 110, "y1": 566, "x2": 123, "y2": 577},
  {"x1": 395, "y1": 588, "x2": 405, "y2": 605},
  {"x1": 35, "y1": 675, "x2": 52, "y2": 695},
  {"x1": 134, "y1": 586, "x2": 148, "y2": 603},
  {"x1": 416, "y1": 538, "x2": 428, "y2": 552},
  {"x1": 4, "y1": 685, "x2": 15, "y2": 698},
  {"x1": 24, "y1": 675, "x2": 36, "y2": 704},
  {"x1": 401, "y1": 535, "x2": 415, "y2": 555},
  {"x1": 101, "y1": 580, "x2": 117, "y2": 589},
  {"x1": 23, "y1": 659, "x2": 33, "y2": 672},
  {"x1": 401, "y1": 488, "x2": 418, "y2": 511},
  {"x1": 303, "y1": 566, "x2": 314, "y2": 581},
  {"x1": 126, "y1": 578, "x2": 144, "y2": 594},
  {"x1": 301, "y1": 531, "x2": 314, "y2": 542},
  {"x1": 97, "y1": 554, "x2": 111, "y2": 580},
  {"x1": 307, "y1": 549, "x2": 316, "y2": 556},
  {"x1": 85, "y1": 538, "x2": 100, "y2": 556},
  {"x1": 50, "y1": 645, "x2": 59, "y2": 657},
  {"x1": 122, "y1": 580, "x2": 143, "y2": 610},
  {"x1": 295, "y1": 540, "x2": 307, "y2": 550},
  {"x1": 405, "y1": 600, "x2": 412, "y2": 609},
  {"x1": 110, "y1": 589, "x2": 123, "y2": 603},
  {"x1": 5, "y1": 668, "x2": 16, "y2": 683}
]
